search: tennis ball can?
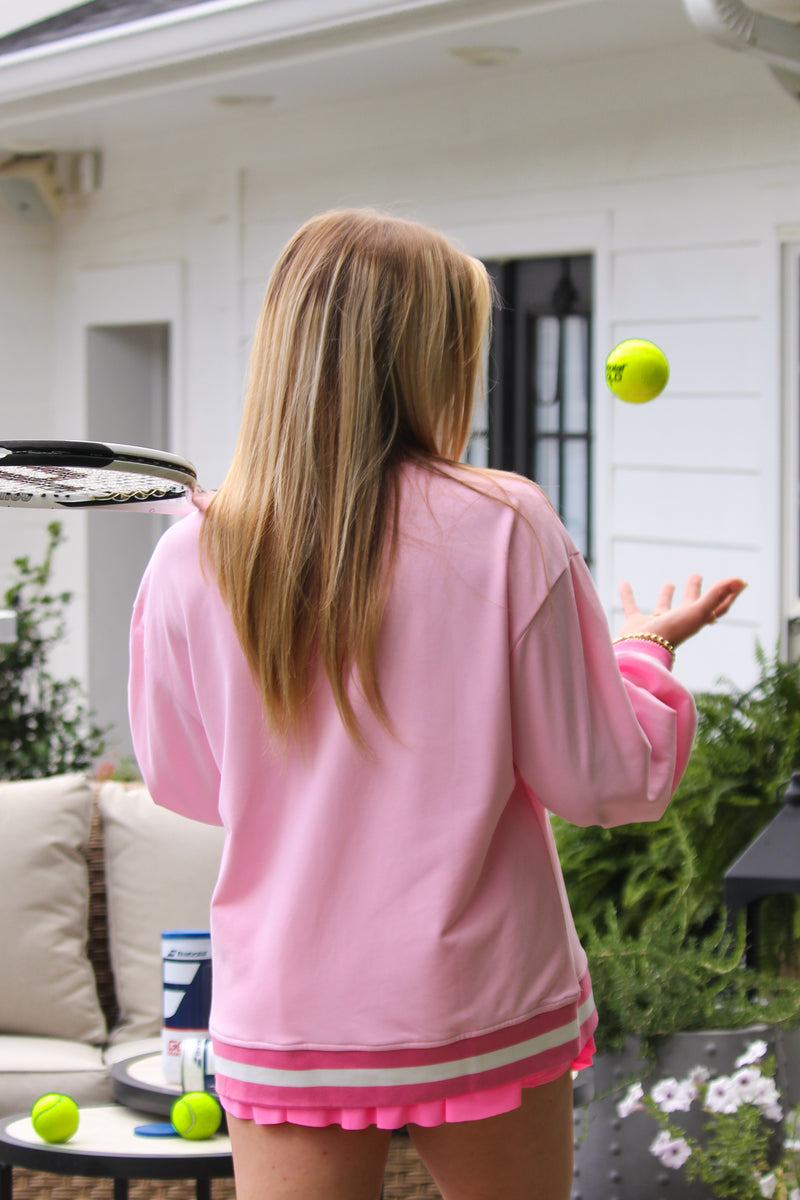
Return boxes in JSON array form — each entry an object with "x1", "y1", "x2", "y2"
[
  {"x1": 181, "y1": 1037, "x2": 216, "y2": 1093},
  {"x1": 162, "y1": 930, "x2": 212, "y2": 1084}
]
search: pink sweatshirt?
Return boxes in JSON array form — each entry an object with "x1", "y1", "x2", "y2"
[{"x1": 129, "y1": 463, "x2": 696, "y2": 1115}]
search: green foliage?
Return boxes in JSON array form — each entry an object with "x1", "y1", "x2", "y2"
[
  {"x1": 0, "y1": 522, "x2": 107, "y2": 778},
  {"x1": 685, "y1": 1102, "x2": 774, "y2": 1200},
  {"x1": 589, "y1": 910, "x2": 800, "y2": 1055},
  {"x1": 553, "y1": 646, "x2": 800, "y2": 962}
]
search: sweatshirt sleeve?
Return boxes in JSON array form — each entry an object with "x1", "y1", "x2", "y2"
[
  {"x1": 510, "y1": 548, "x2": 697, "y2": 829},
  {"x1": 128, "y1": 549, "x2": 223, "y2": 827}
]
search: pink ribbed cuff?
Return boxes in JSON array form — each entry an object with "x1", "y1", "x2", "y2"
[{"x1": 613, "y1": 639, "x2": 674, "y2": 672}]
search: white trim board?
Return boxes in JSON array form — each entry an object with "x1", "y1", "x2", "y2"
[{"x1": 74, "y1": 261, "x2": 184, "y2": 451}]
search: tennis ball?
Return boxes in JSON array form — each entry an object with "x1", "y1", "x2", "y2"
[
  {"x1": 605, "y1": 339, "x2": 669, "y2": 403},
  {"x1": 171, "y1": 1092, "x2": 222, "y2": 1140},
  {"x1": 31, "y1": 1094, "x2": 80, "y2": 1144}
]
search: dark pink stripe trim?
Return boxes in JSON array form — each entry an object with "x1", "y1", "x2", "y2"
[
  {"x1": 213, "y1": 973, "x2": 593, "y2": 1073},
  {"x1": 216, "y1": 1024, "x2": 596, "y2": 1109}
]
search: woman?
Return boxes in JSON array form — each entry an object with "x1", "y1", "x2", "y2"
[{"x1": 129, "y1": 208, "x2": 744, "y2": 1200}]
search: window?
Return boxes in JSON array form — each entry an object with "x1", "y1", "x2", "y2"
[{"x1": 474, "y1": 256, "x2": 593, "y2": 563}]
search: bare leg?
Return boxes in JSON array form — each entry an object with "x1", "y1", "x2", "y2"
[
  {"x1": 408, "y1": 1069, "x2": 574, "y2": 1200},
  {"x1": 227, "y1": 1113, "x2": 392, "y2": 1200}
]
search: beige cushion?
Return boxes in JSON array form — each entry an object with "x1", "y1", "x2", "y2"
[
  {"x1": 102, "y1": 1035, "x2": 161, "y2": 1066},
  {"x1": 0, "y1": 774, "x2": 106, "y2": 1044},
  {"x1": 98, "y1": 782, "x2": 224, "y2": 1045},
  {"x1": 0, "y1": 1035, "x2": 110, "y2": 1117}
]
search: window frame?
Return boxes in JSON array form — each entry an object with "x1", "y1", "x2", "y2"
[
  {"x1": 783, "y1": 241, "x2": 800, "y2": 642},
  {"x1": 482, "y1": 255, "x2": 594, "y2": 566}
]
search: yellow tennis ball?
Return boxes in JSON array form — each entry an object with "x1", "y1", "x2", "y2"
[
  {"x1": 31, "y1": 1094, "x2": 80, "y2": 1144},
  {"x1": 171, "y1": 1092, "x2": 222, "y2": 1140},
  {"x1": 605, "y1": 339, "x2": 669, "y2": 403}
]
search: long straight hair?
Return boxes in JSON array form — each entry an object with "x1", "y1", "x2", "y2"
[{"x1": 201, "y1": 208, "x2": 492, "y2": 745}]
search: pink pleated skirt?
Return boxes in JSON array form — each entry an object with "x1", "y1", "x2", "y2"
[{"x1": 216, "y1": 1034, "x2": 595, "y2": 1130}]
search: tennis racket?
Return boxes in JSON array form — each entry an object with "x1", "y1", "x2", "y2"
[{"x1": 0, "y1": 440, "x2": 197, "y2": 513}]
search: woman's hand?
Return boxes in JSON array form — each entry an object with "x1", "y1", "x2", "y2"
[
  {"x1": 616, "y1": 574, "x2": 747, "y2": 650},
  {"x1": 191, "y1": 488, "x2": 214, "y2": 513}
]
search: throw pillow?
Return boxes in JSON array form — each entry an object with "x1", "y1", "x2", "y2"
[
  {"x1": 0, "y1": 774, "x2": 107, "y2": 1043},
  {"x1": 98, "y1": 781, "x2": 224, "y2": 1045}
]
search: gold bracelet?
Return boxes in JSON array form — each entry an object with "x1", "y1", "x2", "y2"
[{"x1": 612, "y1": 632, "x2": 676, "y2": 658}]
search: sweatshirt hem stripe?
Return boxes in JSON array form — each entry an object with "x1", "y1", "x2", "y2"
[{"x1": 213, "y1": 986, "x2": 597, "y2": 1106}]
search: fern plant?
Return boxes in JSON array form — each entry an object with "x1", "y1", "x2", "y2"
[
  {"x1": 553, "y1": 645, "x2": 800, "y2": 969},
  {"x1": 0, "y1": 521, "x2": 107, "y2": 778},
  {"x1": 588, "y1": 908, "x2": 800, "y2": 1055}
]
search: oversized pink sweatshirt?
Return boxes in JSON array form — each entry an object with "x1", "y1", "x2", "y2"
[{"x1": 129, "y1": 463, "x2": 696, "y2": 1114}]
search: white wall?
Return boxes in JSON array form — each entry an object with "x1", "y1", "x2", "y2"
[
  {"x1": 0, "y1": 212, "x2": 66, "y2": 671},
  {"x1": 4, "y1": 31, "x2": 800, "y2": 717},
  {"x1": 234, "y1": 37, "x2": 799, "y2": 691}
]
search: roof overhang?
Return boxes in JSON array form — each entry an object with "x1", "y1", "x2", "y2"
[
  {"x1": 683, "y1": 0, "x2": 800, "y2": 70},
  {"x1": 0, "y1": 0, "x2": 595, "y2": 109}
]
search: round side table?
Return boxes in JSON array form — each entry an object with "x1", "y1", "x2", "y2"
[
  {"x1": 0, "y1": 1104, "x2": 232, "y2": 1200},
  {"x1": 111, "y1": 1051, "x2": 198, "y2": 1118}
]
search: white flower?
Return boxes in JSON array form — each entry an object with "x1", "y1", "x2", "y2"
[
  {"x1": 789, "y1": 1189, "x2": 800, "y2": 1200},
  {"x1": 688, "y1": 1065, "x2": 711, "y2": 1086},
  {"x1": 758, "y1": 1172, "x2": 778, "y2": 1198},
  {"x1": 762, "y1": 1103, "x2": 783, "y2": 1122},
  {"x1": 651, "y1": 1130, "x2": 673, "y2": 1157},
  {"x1": 617, "y1": 1082, "x2": 645, "y2": 1118},
  {"x1": 736, "y1": 1040, "x2": 769, "y2": 1068},
  {"x1": 650, "y1": 1130, "x2": 692, "y2": 1169},
  {"x1": 658, "y1": 1137, "x2": 692, "y2": 1170},
  {"x1": 706, "y1": 1076, "x2": 742, "y2": 1114},
  {"x1": 732, "y1": 1067, "x2": 764, "y2": 1103},
  {"x1": 651, "y1": 1077, "x2": 696, "y2": 1113},
  {"x1": 752, "y1": 1077, "x2": 782, "y2": 1112}
]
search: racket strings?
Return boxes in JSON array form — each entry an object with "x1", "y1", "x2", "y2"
[{"x1": 0, "y1": 463, "x2": 188, "y2": 502}]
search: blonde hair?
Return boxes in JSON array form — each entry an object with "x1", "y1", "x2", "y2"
[{"x1": 202, "y1": 208, "x2": 492, "y2": 745}]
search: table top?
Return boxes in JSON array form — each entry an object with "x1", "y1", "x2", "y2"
[
  {"x1": 0, "y1": 1106, "x2": 232, "y2": 1180},
  {"x1": 111, "y1": 1052, "x2": 211, "y2": 1118}
]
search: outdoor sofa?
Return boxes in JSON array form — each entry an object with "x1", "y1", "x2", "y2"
[{"x1": 0, "y1": 774, "x2": 436, "y2": 1199}]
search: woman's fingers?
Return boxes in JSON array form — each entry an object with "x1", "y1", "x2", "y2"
[
  {"x1": 655, "y1": 582, "x2": 676, "y2": 613},
  {"x1": 619, "y1": 580, "x2": 638, "y2": 616},
  {"x1": 705, "y1": 578, "x2": 746, "y2": 621},
  {"x1": 615, "y1": 576, "x2": 747, "y2": 648},
  {"x1": 191, "y1": 488, "x2": 213, "y2": 512},
  {"x1": 672, "y1": 577, "x2": 746, "y2": 641},
  {"x1": 681, "y1": 574, "x2": 703, "y2": 605}
]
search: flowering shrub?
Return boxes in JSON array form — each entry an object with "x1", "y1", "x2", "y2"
[
  {"x1": 617, "y1": 1040, "x2": 800, "y2": 1200},
  {"x1": 94, "y1": 754, "x2": 141, "y2": 782},
  {"x1": 0, "y1": 521, "x2": 107, "y2": 777}
]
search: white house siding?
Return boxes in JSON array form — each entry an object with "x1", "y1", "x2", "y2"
[
  {"x1": 235, "y1": 38, "x2": 798, "y2": 692},
  {"x1": 2, "y1": 27, "x2": 800, "y2": 726},
  {"x1": 0, "y1": 215, "x2": 61, "y2": 655},
  {"x1": 38, "y1": 141, "x2": 243, "y2": 732}
]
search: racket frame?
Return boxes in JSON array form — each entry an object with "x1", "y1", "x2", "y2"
[{"x1": 0, "y1": 440, "x2": 197, "y2": 512}]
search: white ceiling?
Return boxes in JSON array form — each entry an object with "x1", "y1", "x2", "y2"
[
  {"x1": 0, "y1": 0, "x2": 745, "y2": 154},
  {"x1": 748, "y1": 0, "x2": 800, "y2": 17}
]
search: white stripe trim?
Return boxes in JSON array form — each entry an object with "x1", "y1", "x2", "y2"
[{"x1": 215, "y1": 994, "x2": 595, "y2": 1090}]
